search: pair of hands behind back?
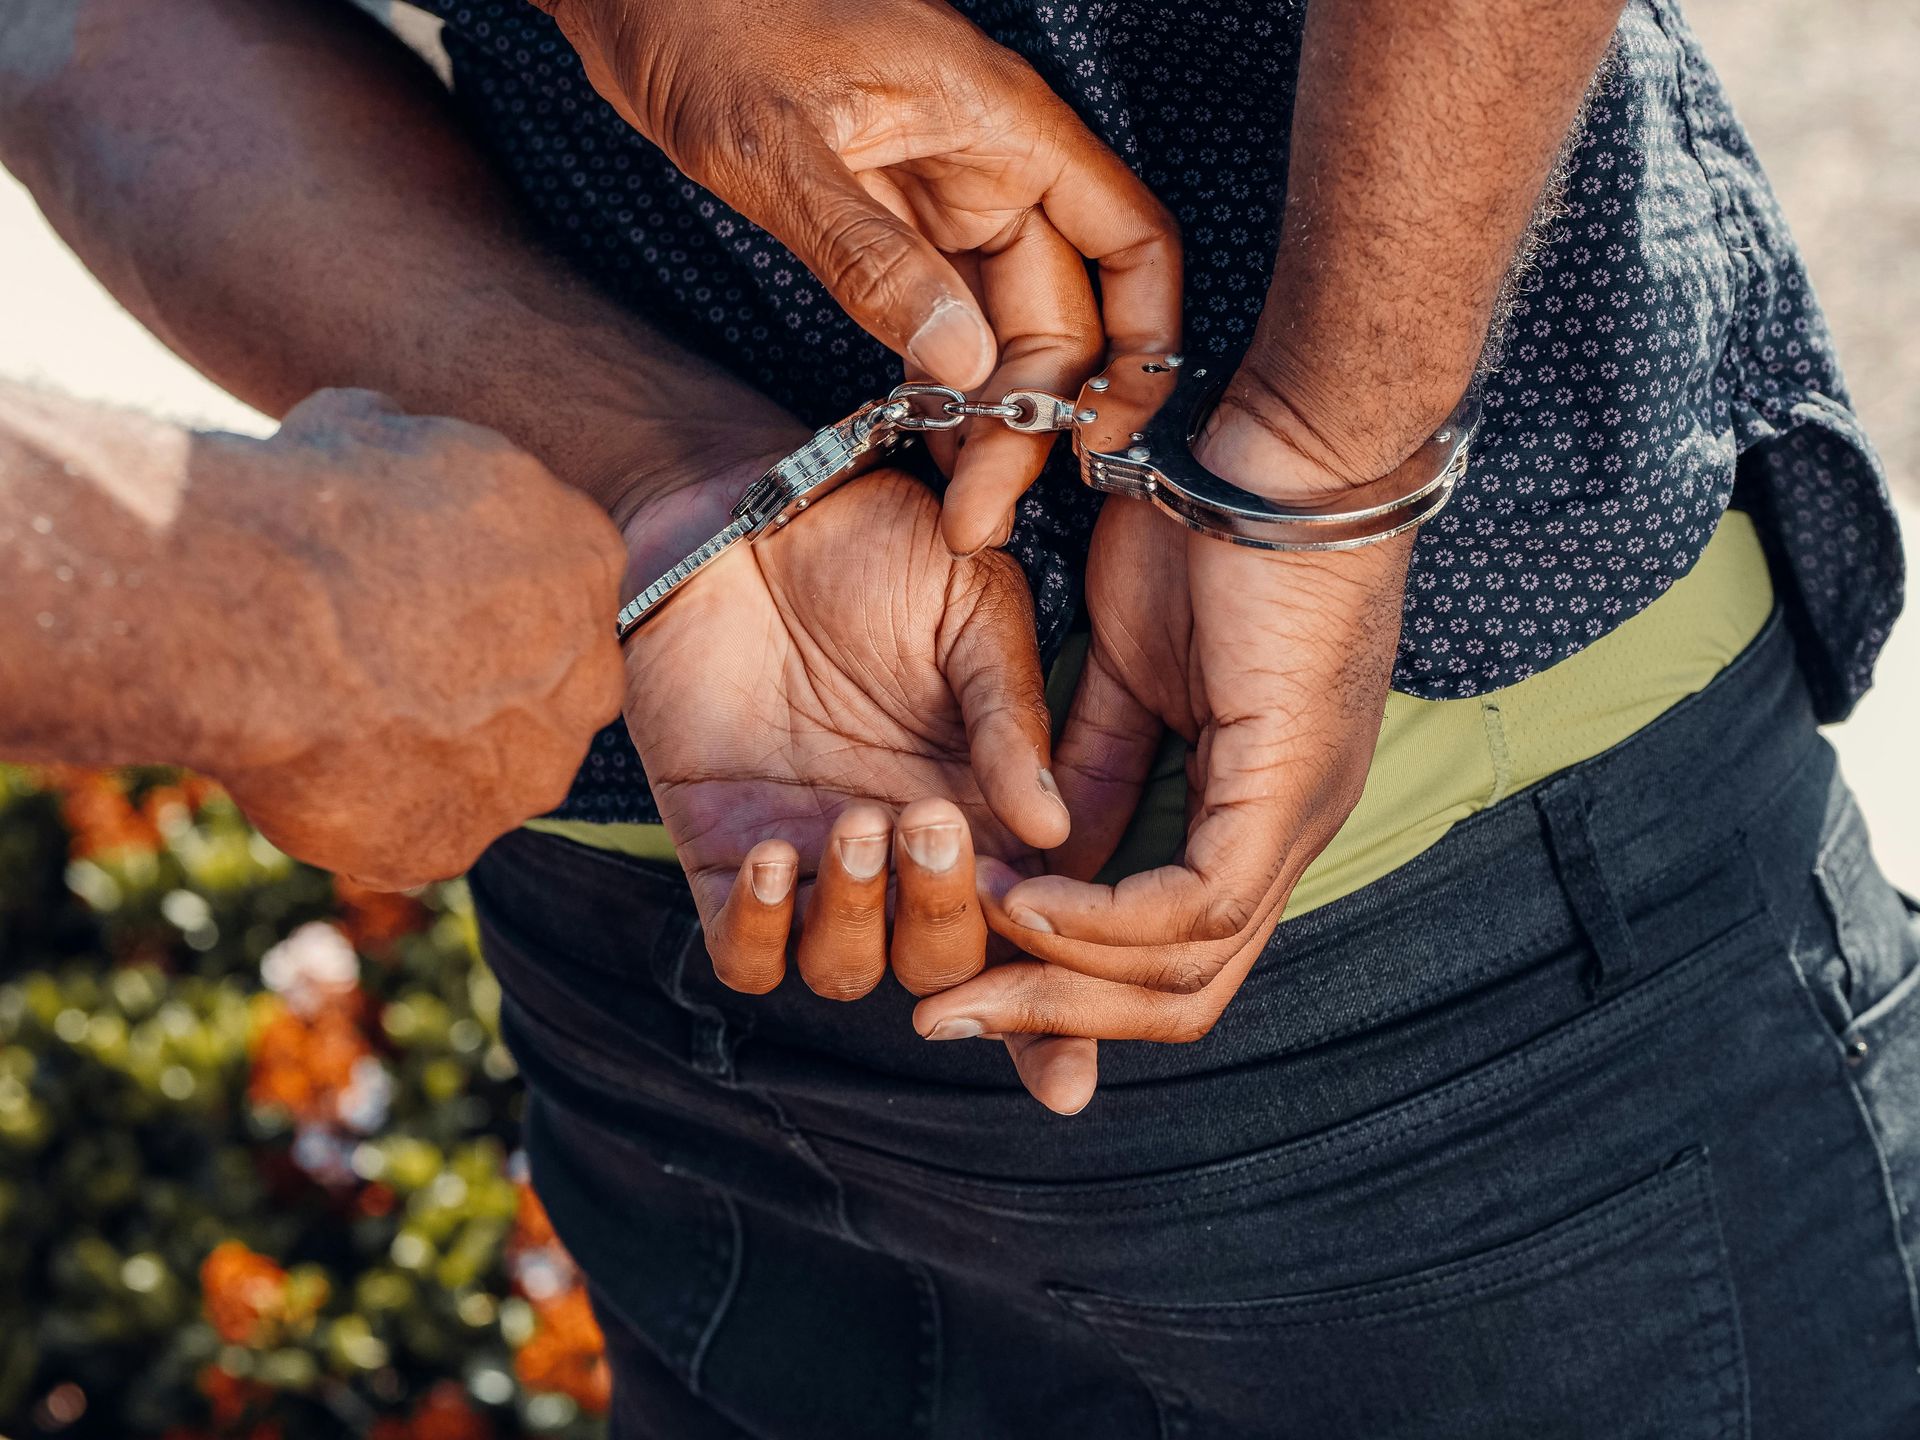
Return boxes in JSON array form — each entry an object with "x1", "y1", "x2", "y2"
[{"x1": 556, "y1": 0, "x2": 1410, "y2": 1112}]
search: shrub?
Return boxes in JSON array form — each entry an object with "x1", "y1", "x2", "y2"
[{"x1": 0, "y1": 767, "x2": 607, "y2": 1439}]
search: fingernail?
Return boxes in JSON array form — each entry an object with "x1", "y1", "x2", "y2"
[
  {"x1": 750, "y1": 860, "x2": 794, "y2": 905},
  {"x1": 1007, "y1": 904, "x2": 1055, "y2": 934},
  {"x1": 1038, "y1": 768, "x2": 1067, "y2": 810},
  {"x1": 962, "y1": 516, "x2": 1016, "y2": 559},
  {"x1": 902, "y1": 821, "x2": 963, "y2": 874},
  {"x1": 907, "y1": 297, "x2": 993, "y2": 389},
  {"x1": 924, "y1": 1017, "x2": 984, "y2": 1041},
  {"x1": 838, "y1": 833, "x2": 889, "y2": 881}
]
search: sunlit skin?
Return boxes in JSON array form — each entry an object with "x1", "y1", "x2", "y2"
[
  {"x1": 0, "y1": 384, "x2": 625, "y2": 890},
  {"x1": 534, "y1": 0, "x2": 1182, "y2": 555},
  {"x1": 619, "y1": 448, "x2": 1101, "y2": 1111}
]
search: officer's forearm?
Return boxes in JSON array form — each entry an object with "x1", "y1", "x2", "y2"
[{"x1": 0, "y1": 0, "x2": 790, "y2": 525}]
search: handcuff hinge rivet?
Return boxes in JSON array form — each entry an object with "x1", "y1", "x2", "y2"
[
  {"x1": 1127, "y1": 446, "x2": 1151, "y2": 462},
  {"x1": 1088, "y1": 377, "x2": 1110, "y2": 392},
  {"x1": 1076, "y1": 408, "x2": 1098, "y2": 424}
]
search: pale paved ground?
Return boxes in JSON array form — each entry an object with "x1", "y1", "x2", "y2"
[{"x1": 0, "y1": 2, "x2": 1913, "y2": 884}]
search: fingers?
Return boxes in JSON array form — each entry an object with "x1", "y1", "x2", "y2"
[
  {"x1": 1000, "y1": 1034, "x2": 1099, "y2": 1116},
  {"x1": 982, "y1": 865, "x2": 1291, "y2": 994},
  {"x1": 1046, "y1": 642, "x2": 1165, "y2": 883},
  {"x1": 708, "y1": 839, "x2": 800, "y2": 994},
  {"x1": 914, "y1": 929, "x2": 1267, "y2": 1045},
  {"x1": 693, "y1": 806, "x2": 998, "y2": 1005},
  {"x1": 755, "y1": 130, "x2": 995, "y2": 390},
  {"x1": 1031, "y1": 104, "x2": 1185, "y2": 359},
  {"x1": 941, "y1": 558, "x2": 1071, "y2": 851},
  {"x1": 940, "y1": 210, "x2": 1103, "y2": 555},
  {"x1": 796, "y1": 805, "x2": 894, "y2": 1001},
  {"x1": 890, "y1": 799, "x2": 988, "y2": 996}
]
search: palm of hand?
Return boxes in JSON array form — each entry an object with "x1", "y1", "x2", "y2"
[{"x1": 623, "y1": 469, "x2": 1052, "y2": 911}]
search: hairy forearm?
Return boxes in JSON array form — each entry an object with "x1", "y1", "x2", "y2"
[
  {"x1": 0, "y1": 382, "x2": 291, "y2": 769},
  {"x1": 1229, "y1": 0, "x2": 1628, "y2": 481},
  {"x1": 0, "y1": 0, "x2": 789, "y2": 523}
]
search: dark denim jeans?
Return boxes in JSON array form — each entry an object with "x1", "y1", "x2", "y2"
[{"x1": 471, "y1": 611, "x2": 1920, "y2": 1439}]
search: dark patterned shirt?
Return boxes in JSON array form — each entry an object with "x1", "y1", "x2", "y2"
[{"x1": 405, "y1": 0, "x2": 1902, "y2": 825}]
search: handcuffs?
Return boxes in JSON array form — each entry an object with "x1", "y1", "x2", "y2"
[{"x1": 616, "y1": 352, "x2": 1480, "y2": 639}]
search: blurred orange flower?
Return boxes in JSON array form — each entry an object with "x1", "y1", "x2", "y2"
[
  {"x1": 193, "y1": 1366, "x2": 286, "y2": 1438},
  {"x1": 199, "y1": 1244, "x2": 328, "y2": 1348},
  {"x1": 513, "y1": 1288, "x2": 612, "y2": 1415},
  {"x1": 201, "y1": 1245, "x2": 291, "y2": 1347},
  {"x1": 248, "y1": 1002, "x2": 374, "y2": 1125},
  {"x1": 510, "y1": 1179, "x2": 558, "y2": 1252},
  {"x1": 50, "y1": 768, "x2": 160, "y2": 859},
  {"x1": 333, "y1": 875, "x2": 430, "y2": 952}
]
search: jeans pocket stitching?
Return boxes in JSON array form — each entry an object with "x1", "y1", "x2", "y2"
[
  {"x1": 1056, "y1": 1150, "x2": 1713, "y2": 1332},
  {"x1": 1054, "y1": 1149, "x2": 1748, "y2": 1439},
  {"x1": 820, "y1": 906, "x2": 1776, "y2": 1217}
]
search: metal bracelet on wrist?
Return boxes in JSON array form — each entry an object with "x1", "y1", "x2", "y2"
[{"x1": 615, "y1": 352, "x2": 1479, "y2": 640}]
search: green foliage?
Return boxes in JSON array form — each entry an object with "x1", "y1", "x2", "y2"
[{"x1": 0, "y1": 768, "x2": 606, "y2": 1440}]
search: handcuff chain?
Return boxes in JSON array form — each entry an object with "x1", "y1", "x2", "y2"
[{"x1": 617, "y1": 357, "x2": 1474, "y2": 638}]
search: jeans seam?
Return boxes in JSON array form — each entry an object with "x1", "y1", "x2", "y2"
[
  {"x1": 907, "y1": 1262, "x2": 943, "y2": 1438},
  {"x1": 687, "y1": 1190, "x2": 744, "y2": 1397}
]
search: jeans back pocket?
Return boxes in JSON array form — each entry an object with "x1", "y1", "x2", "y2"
[{"x1": 1051, "y1": 1148, "x2": 1747, "y2": 1440}]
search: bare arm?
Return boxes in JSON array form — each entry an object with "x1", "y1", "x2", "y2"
[
  {"x1": 0, "y1": 381, "x2": 266, "y2": 770},
  {"x1": 0, "y1": 0, "x2": 794, "y2": 529},
  {"x1": 0, "y1": 378, "x2": 628, "y2": 888},
  {"x1": 1215, "y1": 0, "x2": 1629, "y2": 482},
  {"x1": 0, "y1": 0, "x2": 1080, "y2": 1072}
]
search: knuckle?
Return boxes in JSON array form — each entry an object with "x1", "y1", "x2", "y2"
[
  {"x1": 815, "y1": 209, "x2": 920, "y2": 319},
  {"x1": 1160, "y1": 1006, "x2": 1218, "y2": 1045},
  {"x1": 824, "y1": 894, "x2": 886, "y2": 931},
  {"x1": 804, "y1": 968, "x2": 883, "y2": 1003},
  {"x1": 905, "y1": 893, "x2": 979, "y2": 932},
  {"x1": 1192, "y1": 889, "x2": 1257, "y2": 942},
  {"x1": 897, "y1": 961, "x2": 984, "y2": 998},
  {"x1": 1150, "y1": 955, "x2": 1219, "y2": 996}
]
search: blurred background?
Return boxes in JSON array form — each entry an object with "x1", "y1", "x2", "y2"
[{"x1": 0, "y1": 1, "x2": 1913, "y2": 1436}]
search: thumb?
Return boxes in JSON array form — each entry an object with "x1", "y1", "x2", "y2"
[
  {"x1": 942, "y1": 558, "x2": 1071, "y2": 851},
  {"x1": 1047, "y1": 641, "x2": 1164, "y2": 882},
  {"x1": 745, "y1": 130, "x2": 996, "y2": 390},
  {"x1": 1001, "y1": 1033, "x2": 1099, "y2": 1115}
]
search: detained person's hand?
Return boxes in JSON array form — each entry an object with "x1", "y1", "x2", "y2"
[
  {"x1": 534, "y1": 0, "x2": 1179, "y2": 554},
  {"x1": 617, "y1": 433, "x2": 1090, "y2": 1103},
  {"x1": 201, "y1": 390, "x2": 627, "y2": 889},
  {"x1": 911, "y1": 413, "x2": 1411, "y2": 1051}
]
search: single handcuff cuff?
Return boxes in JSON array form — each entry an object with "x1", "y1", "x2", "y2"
[{"x1": 616, "y1": 352, "x2": 1481, "y2": 639}]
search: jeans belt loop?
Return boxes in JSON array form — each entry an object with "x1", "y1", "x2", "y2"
[{"x1": 1537, "y1": 771, "x2": 1642, "y2": 999}]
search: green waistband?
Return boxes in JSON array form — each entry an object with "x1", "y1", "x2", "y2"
[{"x1": 528, "y1": 511, "x2": 1775, "y2": 918}]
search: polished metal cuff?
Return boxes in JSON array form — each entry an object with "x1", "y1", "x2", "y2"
[{"x1": 1070, "y1": 353, "x2": 1479, "y2": 551}]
